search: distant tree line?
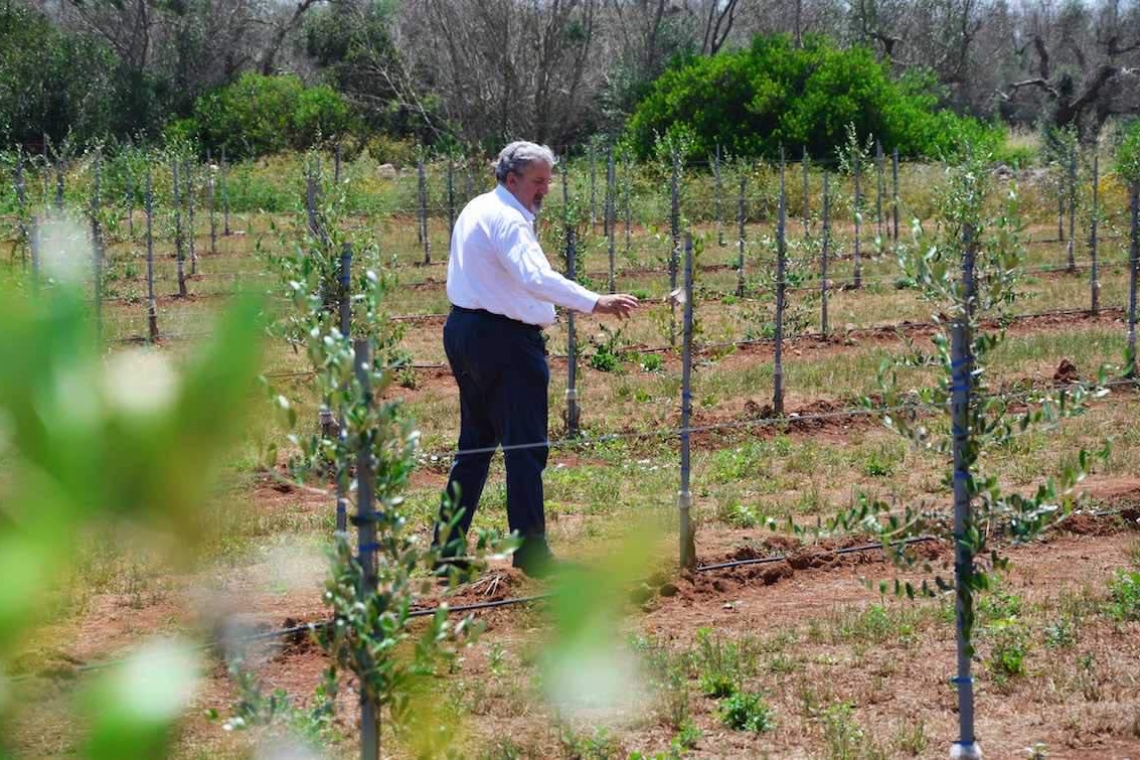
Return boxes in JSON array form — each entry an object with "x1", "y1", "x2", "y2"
[{"x1": 2, "y1": 0, "x2": 1138, "y2": 156}]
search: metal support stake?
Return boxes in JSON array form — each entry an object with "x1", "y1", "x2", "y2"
[
  {"x1": 589, "y1": 145, "x2": 597, "y2": 232},
  {"x1": 15, "y1": 150, "x2": 28, "y2": 268},
  {"x1": 209, "y1": 166, "x2": 218, "y2": 255},
  {"x1": 563, "y1": 169, "x2": 580, "y2": 437},
  {"x1": 678, "y1": 233, "x2": 696, "y2": 571},
  {"x1": 92, "y1": 155, "x2": 103, "y2": 342},
  {"x1": 774, "y1": 150, "x2": 786, "y2": 415},
  {"x1": 146, "y1": 166, "x2": 158, "y2": 342},
  {"x1": 55, "y1": 160, "x2": 64, "y2": 210},
  {"x1": 714, "y1": 143, "x2": 724, "y2": 246},
  {"x1": 447, "y1": 158, "x2": 456, "y2": 246},
  {"x1": 949, "y1": 222, "x2": 981, "y2": 760},
  {"x1": 736, "y1": 173, "x2": 747, "y2": 297},
  {"x1": 353, "y1": 338, "x2": 380, "y2": 760},
  {"x1": 623, "y1": 156, "x2": 632, "y2": 254},
  {"x1": 875, "y1": 140, "x2": 885, "y2": 244},
  {"x1": 821, "y1": 172, "x2": 831, "y2": 336},
  {"x1": 802, "y1": 145, "x2": 810, "y2": 234},
  {"x1": 173, "y1": 160, "x2": 187, "y2": 298},
  {"x1": 1127, "y1": 184, "x2": 1139, "y2": 378},
  {"x1": 606, "y1": 145, "x2": 616, "y2": 293},
  {"x1": 125, "y1": 159, "x2": 135, "y2": 240},
  {"x1": 566, "y1": 228, "x2": 581, "y2": 437},
  {"x1": 853, "y1": 162, "x2": 862, "y2": 289},
  {"x1": 892, "y1": 147, "x2": 899, "y2": 243},
  {"x1": 222, "y1": 146, "x2": 231, "y2": 236},
  {"x1": 1090, "y1": 153, "x2": 1100, "y2": 315},
  {"x1": 336, "y1": 245, "x2": 353, "y2": 533},
  {"x1": 669, "y1": 151, "x2": 681, "y2": 346},
  {"x1": 335, "y1": 142, "x2": 342, "y2": 185},
  {"x1": 186, "y1": 159, "x2": 197, "y2": 275},
  {"x1": 418, "y1": 155, "x2": 431, "y2": 264},
  {"x1": 1067, "y1": 145, "x2": 1077, "y2": 272}
]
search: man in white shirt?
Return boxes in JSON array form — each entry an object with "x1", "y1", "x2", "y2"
[{"x1": 435, "y1": 141, "x2": 638, "y2": 577}]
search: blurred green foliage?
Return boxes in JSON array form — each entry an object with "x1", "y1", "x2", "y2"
[{"x1": 0, "y1": 278, "x2": 264, "y2": 757}]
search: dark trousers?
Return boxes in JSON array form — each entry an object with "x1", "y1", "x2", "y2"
[{"x1": 436, "y1": 307, "x2": 551, "y2": 565}]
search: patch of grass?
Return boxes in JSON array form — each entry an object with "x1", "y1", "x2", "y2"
[
  {"x1": 1042, "y1": 615, "x2": 1079, "y2": 649},
  {"x1": 1107, "y1": 570, "x2": 1140, "y2": 622},
  {"x1": 892, "y1": 719, "x2": 928, "y2": 756},
  {"x1": 718, "y1": 690, "x2": 774, "y2": 733},
  {"x1": 692, "y1": 627, "x2": 760, "y2": 697},
  {"x1": 559, "y1": 726, "x2": 620, "y2": 760},
  {"x1": 985, "y1": 619, "x2": 1031, "y2": 688},
  {"x1": 817, "y1": 702, "x2": 887, "y2": 760}
]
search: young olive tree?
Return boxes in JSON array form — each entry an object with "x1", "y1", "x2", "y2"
[
  {"x1": 814, "y1": 150, "x2": 1109, "y2": 758},
  {"x1": 246, "y1": 153, "x2": 513, "y2": 757}
]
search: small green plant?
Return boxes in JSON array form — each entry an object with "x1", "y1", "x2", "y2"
[
  {"x1": 1025, "y1": 743, "x2": 1049, "y2": 760},
  {"x1": 589, "y1": 325, "x2": 625, "y2": 373},
  {"x1": 986, "y1": 619, "x2": 1030, "y2": 685},
  {"x1": 861, "y1": 450, "x2": 894, "y2": 477},
  {"x1": 818, "y1": 702, "x2": 886, "y2": 760},
  {"x1": 1043, "y1": 616, "x2": 1078, "y2": 649},
  {"x1": 692, "y1": 627, "x2": 758, "y2": 698},
  {"x1": 717, "y1": 501, "x2": 762, "y2": 529},
  {"x1": 640, "y1": 353, "x2": 663, "y2": 372},
  {"x1": 560, "y1": 726, "x2": 620, "y2": 760},
  {"x1": 893, "y1": 718, "x2": 928, "y2": 756},
  {"x1": 1108, "y1": 570, "x2": 1140, "y2": 621},
  {"x1": 718, "y1": 690, "x2": 774, "y2": 733}
]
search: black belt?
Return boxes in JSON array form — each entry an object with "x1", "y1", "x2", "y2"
[{"x1": 450, "y1": 304, "x2": 541, "y2": 332}]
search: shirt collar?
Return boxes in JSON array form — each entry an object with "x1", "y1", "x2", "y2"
[{"x1": 494, "y1": 183, "x2": 535, "y2": 224}]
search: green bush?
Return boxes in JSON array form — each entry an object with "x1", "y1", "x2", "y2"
[
  {"x1": 625, "y1": 34, "x2": 1003, "y2": 161},
  {"x1": 1117, "y1": 120, "x2": 1140, "y2": 187},
  {"x1": 191, "y1": 73, "x2": 353, "y2": 159}
]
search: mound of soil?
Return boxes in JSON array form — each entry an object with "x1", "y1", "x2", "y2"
[{"x1": 1053, "y1": 359, "x2": 1080, "y2": 385}]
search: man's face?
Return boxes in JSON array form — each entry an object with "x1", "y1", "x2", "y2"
[{"x1": 505, "y1": 161, "x2": 552, "y2": 214}]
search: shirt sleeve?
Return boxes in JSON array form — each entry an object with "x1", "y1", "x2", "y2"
[{"x1": 492, "y1": 218, "x2": 599, "y2": 314}]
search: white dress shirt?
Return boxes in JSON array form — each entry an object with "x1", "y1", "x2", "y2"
[{"x1": 446, "y1": 184, "x2": 599, "y2": 327}]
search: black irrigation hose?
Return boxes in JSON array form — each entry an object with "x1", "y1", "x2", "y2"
[{"x1": 695, "y1": 535, "x2": 940, "y2": 572}]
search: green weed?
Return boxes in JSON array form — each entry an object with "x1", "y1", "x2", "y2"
[
  {"x1": 1108, "y1": 570, "x2": 1140, "y2": 621},
  {"x1": 718, "y1": 690, "x2": 774, "y2": 733}
]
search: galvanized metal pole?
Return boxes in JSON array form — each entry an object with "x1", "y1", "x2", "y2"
[
  {"x1": 14, "y1": 150, "x2": 28, "y2": 268},
  {"x1": 821, "y1": 172, "x2": 831, "y2": 336},
  {"x1": 208, "y1": 163, "x2": 218, "y2": 255},
  {"x1": 1067, "y1": 144, "x2": 1077, "y2": 272},
  {"x1": 125, "y1": 159, "x2": 135, "y2": 240},
  {"x1": 146, "y1": 165, "x2": 158, "y2": 342},
  {"x1": 678, "y1": 233, "x2": 696, "y2": 571},
  {"x1": 564, "y1": 168, "x2": 580, "y2": 437},
  {"x1": 875, "y1": 140, "x2": 885, "y2": 244},
  {"x1": 606, "y1": 145, "x2": 616, "y2": 293},
  {"x1": 222, "y1": 146, "x2": 231, "y2": 236},
  {"x1": 418, "y1": 154, "x2": 431, "y2": 264},
  {"x1": 306, "y1": 164, "x2": 320, "y2": 241},
  {"x1": 92, "y1": 154, "x2": 103, "y2": 342},
  {"x1": 950, "y1": 221, "x2": 981, "y2": 760},
  {"x1": 853, "y1": 161, "x2": 863, "y2": 289},
  {"x1": 173, "y1": 160, "x2": 187, "y2": 298},
  {"x1": 186, "y1": 159, "x2": 197, "y2": 275},
  {"x1": 353, "y1": 338, "x2": 380, "y2": 760},
  {"x1": 336, "y1": 245, "x2": 352, "y2": 534},
  {"x1": 773, "y1": 150, "x2": 787, "y2": 415},
  {"x1": 1128, "y1": 184, "x2": 1139, "y2": 378},
  {"x1": 447, "y1": 158, "x2": 456, "y2": 246},
  {"x1": 736, "y1": 172, "x2": 747, "y2": 298},
  {"x1": 802, "y1": 145, "x2": 810, "y2": 233},
  {"x1": 670, "y1": 151, "x2": 681, "y2": 346},
  {"x1": 1089, "y1": 153, "x2": 1100, "y2": 315},
  {"x1": 566, "y1": 227, "x2": 581, "y2": 437},
  {"x1": 589, "y1": 145, "x2": 598, "y2": 232},
  {"x1": 714, "y1": 143, "x2": 724, "y2": 246},
  {"x1": 335, "y1": 142, "x2": 342, "y2": 185},
  {"x1": 892, "y1": 147, "x2": 900, "y2": 243},
  {"x1": 55, "y1": 159, "x2": 64, "y2": 210},
  {"x1": 623, "y1": 155, "x2": 632, "y2": 254}
]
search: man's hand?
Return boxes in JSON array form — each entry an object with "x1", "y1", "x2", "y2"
[{"x1": 592, "y1": 294, "x2": 639, "y2": 319}]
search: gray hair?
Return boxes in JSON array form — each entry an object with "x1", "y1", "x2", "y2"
[{"x1": 494, "y1": 141, "x2": 557, "y2": 183}]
